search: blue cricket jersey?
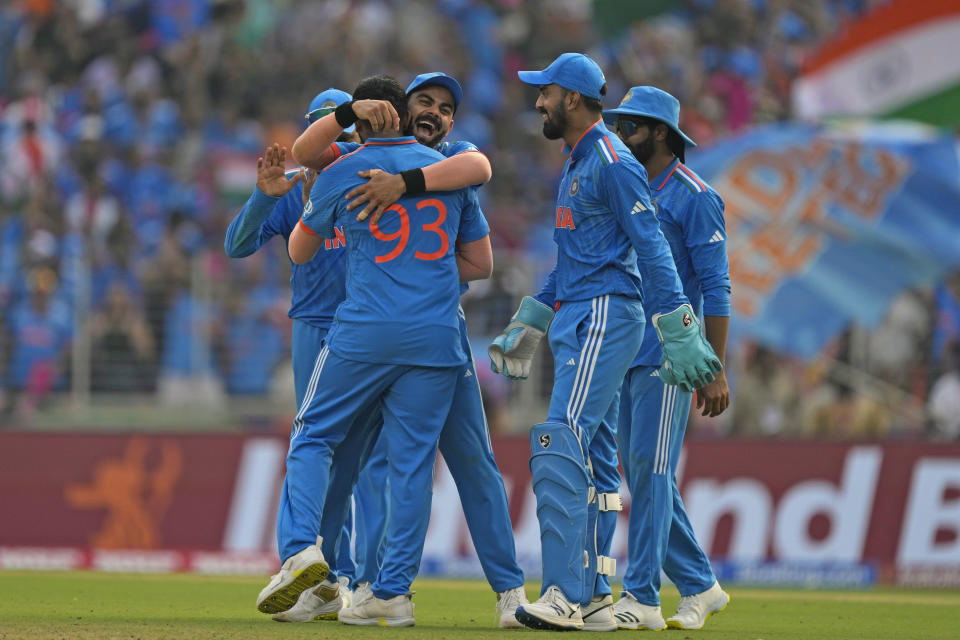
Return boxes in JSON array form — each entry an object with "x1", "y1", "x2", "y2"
[
  {"x1": 301, "y1": 136, "x2": 486, "y2": 367},
  {"x1": 224, "y1": 175, "x2": 346, "y2": 330},
  {"x1": 332, "y1": 138, "x2": 487, "y2": 296},
  {"x1": 532, "y1": 121, "x2": 686, "y2": 313},
  {"x1": 633, "y1": 159, "x2": 731, "y2": 367}
]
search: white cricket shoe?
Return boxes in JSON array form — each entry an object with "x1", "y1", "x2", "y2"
[
  {"x1": 271, "y1": 577, "x2": 340, "y2": 622},
  {"x1": 666, "y1": 581, "x2": 729, "y2": 630},
  {"x1": 352, "y1": 581, "x2": 373, "y2": 607},
  {"x1": 256, "y1": 542, "x2": 329, "y2": 614},
  {"x1": 337, "y1": 576, "x2": 353, "y2": 612},
  {"x1": 581, "y1": 594, "x2": 617, "y2": 632},
  {"x1": 338, "y1": 592, "x2": 415, "y2": 627},
  {"x1": 496, "y1": 586, "x2": 528, "y2": 629},
  {"x1": 612, "y1": 592, "x2": 666, "y2": 630},
  {"x1": 514, "y1": 585, "x2": 583, "y2": 631}
]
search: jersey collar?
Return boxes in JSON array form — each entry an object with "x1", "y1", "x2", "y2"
[
  {"x1": 363, "y1": 136, "x2": 419, "y2": 146},
  {"x1": 563, "y1": 119, "x2": 608, "y2": 163},
  {"x1": 652, "y1": 157, "x2": 682, "y2": 191}
]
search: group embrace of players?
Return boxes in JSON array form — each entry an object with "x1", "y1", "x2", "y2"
[{"x1": 226, "y1": 52, "x2": 732, "y2": 632}]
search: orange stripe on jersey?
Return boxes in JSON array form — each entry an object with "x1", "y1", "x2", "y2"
[
  {"x1": 365, "y1": 139, "x2": 419, "y2": 146},
  {"x1": 655, "y1": 164, "x2": 679, "y2": 191},
  {"x1": 570, "y1": 120, "x2": 603, "y2": 156},
  {"x1": 676, "y1": 164, "x2": 705, "y2": 190},
  {"x1": 602, "y1": 136, "x2": 619, "y2": 162},
  {"x1": 297, "y1": 219, "x2": 317, "y2": 235},
  {"x1": 322, "y1": 143, "x2": 367, "y2": 172}
]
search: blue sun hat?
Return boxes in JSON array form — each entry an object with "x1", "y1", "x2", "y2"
[
  {"x1": 603, "y1": 86, "x2": 696, "y2": 148},
  {"x1": 305, "y1": 88, "x2": 354, "y2": 132}
]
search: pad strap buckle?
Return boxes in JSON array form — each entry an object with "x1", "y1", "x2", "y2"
[
  {"x1": 598, "y1": 492, "x2": 622, "y2": 512},
  {"x1": 597, "y1": 556, "x2": 616, "y2": 576}
]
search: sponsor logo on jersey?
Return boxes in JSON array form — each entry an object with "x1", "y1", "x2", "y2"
[
  {"x1": 302, "y1": 200, "x2": 313, "y2": 217},
  {"x1": 631, "y1": 201, "x2": 646, "y2": 215},
  {"x1": 708, "y1": 230, "x2": 725, "y2": 243}
]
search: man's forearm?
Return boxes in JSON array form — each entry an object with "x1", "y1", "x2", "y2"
[
  {"x1": 703, "y1": 315, "x2": 729, "y2": 365},
  {"x1": 292, "y1": 113, "x2": 344, "y2": 166},
  {"x1": 422, "y1": 151, "x2": 491, "y2": 191}
]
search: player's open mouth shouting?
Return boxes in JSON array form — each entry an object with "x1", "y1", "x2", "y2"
[{"x1": 414, "y1": 113, "x2": 442, "y2": 139}]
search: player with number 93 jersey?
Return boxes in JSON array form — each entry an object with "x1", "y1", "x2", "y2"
[{"x1": 301, "y1": 138, "x2": 485, "y2": 367}]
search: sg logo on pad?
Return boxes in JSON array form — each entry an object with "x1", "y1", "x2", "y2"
[{"x1": 539, "y1": 433, "x2": 551, "y2": 448}]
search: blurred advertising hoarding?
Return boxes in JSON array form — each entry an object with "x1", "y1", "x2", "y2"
[{"x1": 0, "y1": 432, "x2": 958, "y2": 586}]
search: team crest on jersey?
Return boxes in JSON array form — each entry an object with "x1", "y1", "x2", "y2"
[
  {"x1": 620, "y1": 90, "x2": 633, "y2": 105},
  {"x1": 569, "y1": 176, "x2": 580, "y2": 197},
  {"x1": 539, "y1": 433, "x2": 551, "y2": 449},
  {"x1": 321, "y1": 99, "x2": 337, "y2": 110},
  {"x1": 302, "y1": 200, "x2": 313, "y2": 217}
]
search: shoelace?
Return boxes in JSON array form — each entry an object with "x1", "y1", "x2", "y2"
[{"x1": 675, "y1": 595, "x2": 699, "y2": 616}]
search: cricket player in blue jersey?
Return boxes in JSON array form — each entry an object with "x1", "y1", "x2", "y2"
[
  {"x1": 227, "y1": 85, "x2": 518, "y2": 623},
  {"x1": 490, "y1": 53, "x2": 722, "y2": 631},
  {"x1": 224, "y1": 89, "x2": 360, "y2": 620},
  {"x1": 289, "y1": 72, "x2": 528, "y2": 627},
  {"x1": 256, "y1": 74, "x2": 493, "y2": 627},
  {"x1": 604, "y1": 86, "x2": 731, "y2": 631}
]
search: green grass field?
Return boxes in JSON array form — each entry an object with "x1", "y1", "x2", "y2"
[{"x1": 1, "y1": 571, "x2": 958, "y2": 639}]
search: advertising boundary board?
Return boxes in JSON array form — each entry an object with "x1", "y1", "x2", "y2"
[{"x1": 1, "y1": 432, "x2": 958, "y2": 586}]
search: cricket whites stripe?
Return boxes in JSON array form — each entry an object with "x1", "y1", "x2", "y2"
[
  {"x1": 654, "y1": 383, "x2": 677, "y2": 475},
  {"x1": 566, "y1": 295, "x2": 607, "y2": 437},
  {"x1": 566, "y1": 295, "x2": 609, "y2": 440},
  {"x1": 292, "y1": 344, "x2": 330, "y2": 441}
]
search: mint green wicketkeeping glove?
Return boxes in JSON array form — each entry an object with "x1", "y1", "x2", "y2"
[
  {"x1": 652, "y1": 304, "x2": 722, "y2": 392},
  {"x1": 488, "y1": 296, "x2": 555, "y2": 380}
]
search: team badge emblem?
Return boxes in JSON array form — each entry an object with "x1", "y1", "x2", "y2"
[
  {"x1": 682, "y1": 312, "x2": 692, "y2": 327},
  {"x1": 620, "y1": 90, "x2": 633, "y2": 105},
  {"x1": 539, "y1": 433, "x2": 551, "y2": 448},
  {"x1": 569, "y1": 176, "x2": 580, "y2": 197},
  {"x1": 321, "y1": 100, "x2": 337, "y2": 110}
]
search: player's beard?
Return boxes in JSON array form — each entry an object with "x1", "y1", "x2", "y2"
[
  {"x1": 625, "y1": 135, "x2": 656, "y2": 165},
  {"x1": 409, "y1": 114, "x2": 448, "y2": 148},
  {"x1": 540, "y1": 103, "x2": 567, "y2": 140}
]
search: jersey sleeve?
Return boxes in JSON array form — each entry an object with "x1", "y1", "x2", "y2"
[
  {"x1": 683, "y1": 190, "x2": 731, "y2": 316},
  {"x1": 533, "y1": 261, "x2": 558, "y2": 309},
  {"x1": 456, "y1": 187, "x2": 489, "y2": 243},
  {"x1": 335, "y1": 141, "x2": 361, "y2": 155},
  {"x1": 599, "y1": 161, "x2": 687, "y2": 314},
  {"x1": 441, "y1": 140, "x2": 480, "y2": 157},
  {"x1": 224, "y1": 187, "x2": 281, "y2": 257},
  {"x1": 301, "y1": 168, "x2": 344, "y2": 238}
]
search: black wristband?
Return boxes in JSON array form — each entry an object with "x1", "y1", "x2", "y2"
[
  {"x1": 400, "y1": 168, "x2": 426, "y2": 195},
  {"x1": 334, "y1": 101, "x2": 358, "y2": 128}
]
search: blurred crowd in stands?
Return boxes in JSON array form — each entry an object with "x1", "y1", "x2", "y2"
[{"x1": 0, "y1": 0, "x2": 957, "y2": 439}]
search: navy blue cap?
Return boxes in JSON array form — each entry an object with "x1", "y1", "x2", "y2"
[
  {"x1": 405, "y1": 73, "x2": 463, "y2": 113},
  {"x1": 603, "y1": 86, "x2": 696, "y2": 148},
  {"x1": 306, "y1": 88, "x2": 354, "y2": 132},
  {"x1": 517, "y1": 53, "x2": 606, "y2": 100}
]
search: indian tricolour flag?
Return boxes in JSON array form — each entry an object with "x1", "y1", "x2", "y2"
[{"x1": 793, "y1": 0, "x2": 960, "y2": 126}]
